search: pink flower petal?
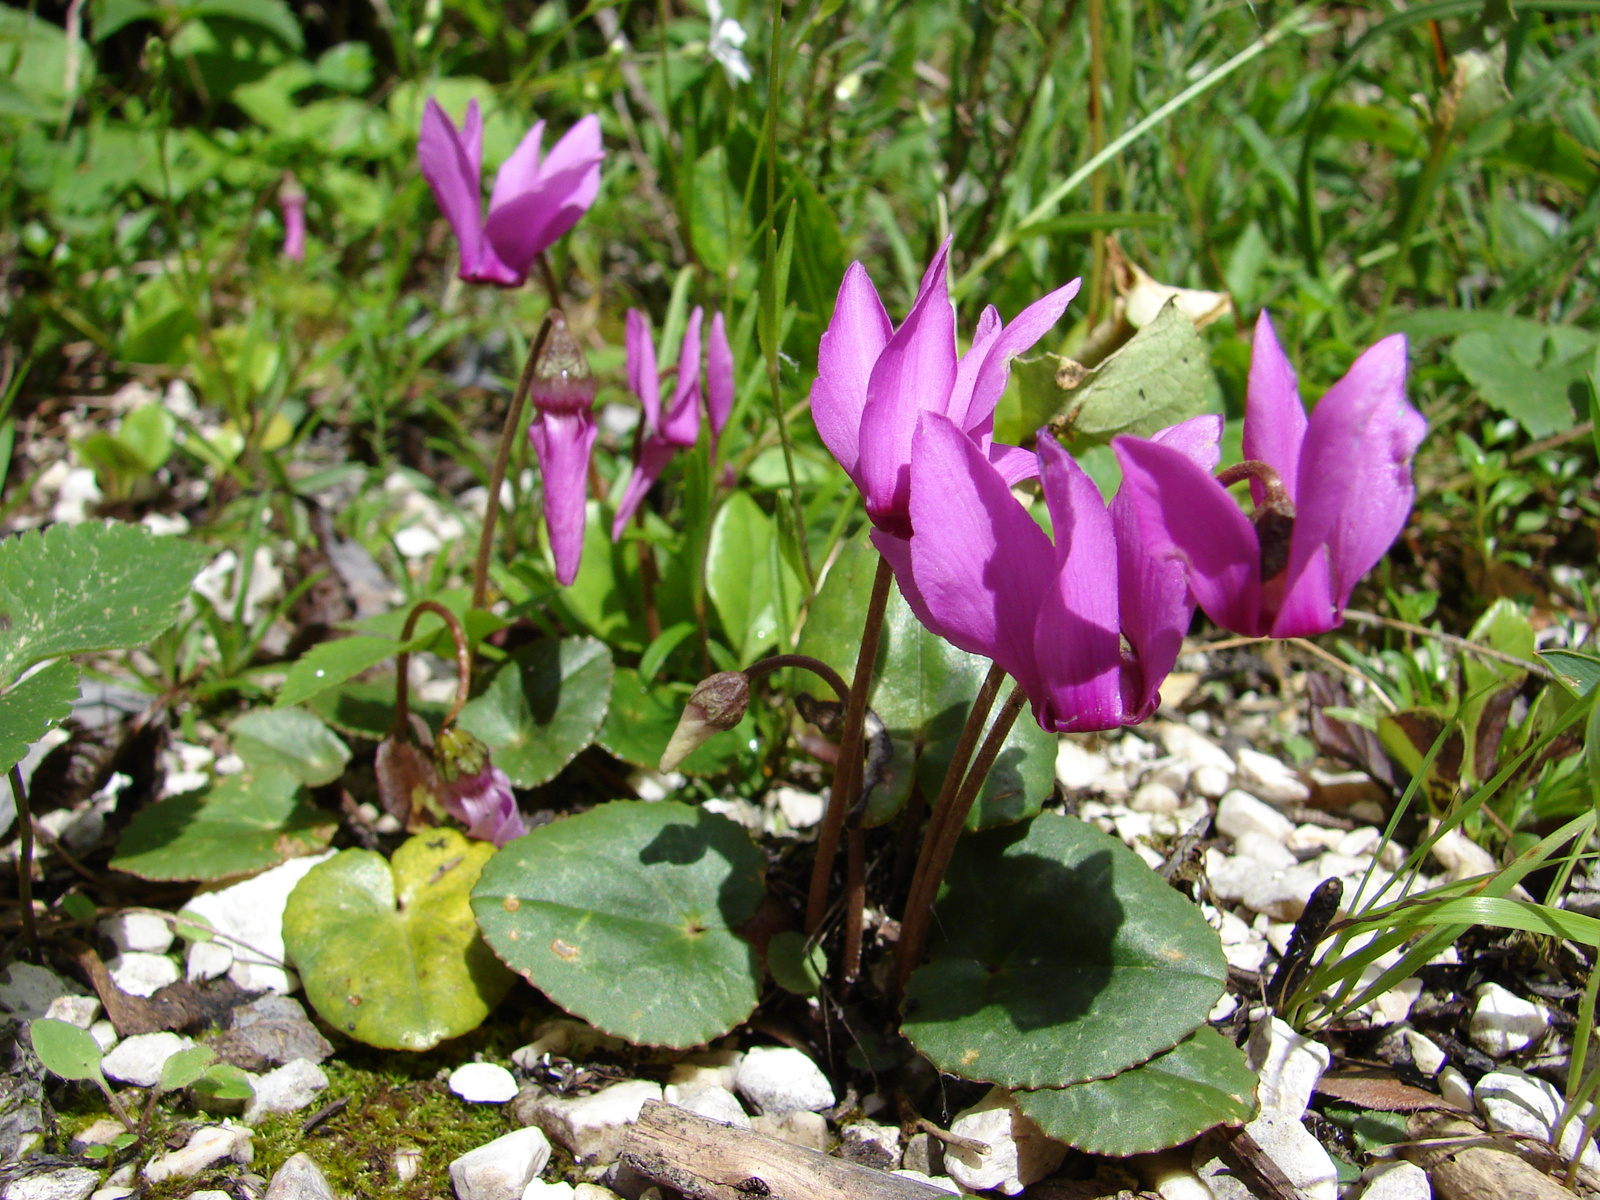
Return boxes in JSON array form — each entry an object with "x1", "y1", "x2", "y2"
[
  {"x1": 610, "y1": 436, "x2": 678, "y2": 540},
  {"x1": 1286, "y1": 332, "x2": 1419, "y2": 617},
  {"x1": 986, "y1": 441, "x2": 1041, "y2": 488},
  {"x1": 904, "y1": 412, "x2": 1054, "y2": 700},
  {"x1": 1030, "y1": 435, "x2": 1127, "y2": 731},
  {"x1": 857, "y1": 240, "x2": 957, "y2": 534},
  {"x1": 419, "y1": 98, "x2": 518, "y2": 285},
  {"x1": 1242, "y1": 310, "x2": 1307, "y2": 505},
  {"x1": 810, "y1": 262, "x2": 892, "y2": 481},
  {"x1": 1113, "y1": 435, "x2": 1265, "y2": 637},
  {"x1": 661, "y1": 306, "x2": 703, "y2": 447},
  {"x1": 964, "y1": 278, "x2": 1082, "y2": 434},
  {"x1": 528, "y1": 409, "x2": 598, "y2": 586},
  {"x1": 484, "y1": 115, "x2": 603, "y2": 274},
  {"x1": 707, "y1": 310, "x2": 734, "y2": 447},
  {"x1": 945, "y1": 305, "x2": 1003, "y2": 435},
  {"x1": 1269, "y1": 544, "x2": 1337, "y2": 638},
  {"x1": 626, "y1": 308, "x2": 660, "y2": 431}
]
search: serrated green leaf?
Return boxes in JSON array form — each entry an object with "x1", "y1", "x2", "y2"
[
  {"x1": 284, "y1": 831, "x2": 512, "y2": 1051},
  {"x1": 277, "y1": 636, "x2": 403, "y2": 709},
  {"x1": 29, "y1": 1018, "x2": 105, "y2": 1083},
  {"x1": 109, "y1": 767, "x2": 333, "y2": 881},
  {"x1": 1015, "y1": 1028, "x2": 1258, "y2": 1155},
  {"x1": 456, "y1": 638, "x2": 613, "y2": 788},
  {"x1": 0, "y1": 659, "x2": 79, "y2": 777},
  {"x1": 0, "y1": 522, "x2": 207, "y2": 685},
  {"x1": 472, "y1": 801, "x2": 765, "y2": 1048},
  {"x1": 229, "y1": 708, "x2": 350, "y2": 787},
  {"x1": 902, "y1": 813, "x2": 1226, "y2": 1089}
]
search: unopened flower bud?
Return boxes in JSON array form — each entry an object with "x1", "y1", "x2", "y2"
[
  {"x1": 434, "y1": 725, "x2": 526, "y2": 846},
  {"x1": 660, "y1": 671, "x2": 749, "y2": 772},
  {"x1": 529, "y1": 311, "x2": 596, "y2": 414},
  {"x1": 433, "y1": 725, "x2": 490, "y2": 783}
]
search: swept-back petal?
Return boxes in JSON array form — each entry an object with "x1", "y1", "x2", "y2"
[
  {"x1": 706, "y1": 310, "x2": 734, "y2": 446},
  {"x1": 945, "y1": 305, "x2": 1003, "y2": 435},
  {"x1": 528, "y1": 409, "x2": 598, "y2": 586},
  {"x1": 419, "y1": 99, "x2": 518, "y2": 285},
  {"x1": 986, "y1": 441, "x2": 1041, "y2": 487},
  {"x1": 1113, "y1": 435, "x2": 1265, "y2": 637},
  {"x1": 1286, "y1": 332, "x2": 1420, "y2": 615},
  {"x1": 1109, "y1": 416, "x2": 1219, "y2": 715},
  {"x1": 487, "y1": 118, "x2": 548, "y2": 208},
  {"x1": 1030, "y1": 436, "x2": 1127, "y2": 731},
  {"x1": 484, "y1": 157, "x2": 601, "y2": 274},
  {"x1": 626, "y1": 308, "x2": 660, "y2": 430},
  {"x1": 903, "y1": 413, "x2": 1054, "y2": 700},
  {"x1": 609, "y1": 436, "x2": 679, "y2": 541},
  {"x1": 810, "y1": 262, "x2": 892, "y2": 480},
  {"x1": 1269, "y1": 544, "x2": 1336, "y2": 638},
  {"x1": 857, "y1": 241, "x2": 957, "y2": 533},
  {"x1": 461, "y1": 98, "x2": 484, "y2": 183},
  {"x1": 1242, "y1": 310, "x2": 1307, "y2": 504},
  {"x1": 661, "y1": 307, "x2": 704, "y2": 447},
  {"x1": 964, "y1": 278, "x2": 1082, "y2": 433}
]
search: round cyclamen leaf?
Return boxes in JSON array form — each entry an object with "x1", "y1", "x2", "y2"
[
  {"x1": 472, "y1": 801, "x2": 765, "y2": 1049},
  {"x1": 1014, "y1": 1027, "x2": 1259, "y2": 1155},
  {"x1": 229, "y1": 707, "x2": 350, "y2": 787},
  {"x1": 109, "y1": 767, "x2": 334, "y2": 881},
  {"x1": 902, "y1": 813, "x2": 1226, "y2": 1089},
  {"x1": 456, "y1": 637, "x2": 613, "y2": 787},
  {"x1": 283, "y1": 831, "x2": 513, "y2": 1051}
]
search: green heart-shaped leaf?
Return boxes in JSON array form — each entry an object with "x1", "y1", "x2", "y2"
[
  {"x1": 472, "y1": 801, "x2": 764, "y2": 1048},
  {"x1": 109, "y1": 767, "x2": 334, "y2": 881},
  {"x1": 284, "y1": 831, "x2": 514, "y2": 1051},
  {"x1": 902, "y1": 813, "x2": 1226, "y2": 1089},
  {"x1": 456, "y1": 638, "x2": 613, "y2": 787},
  {"x1": 1014, "y1": 1027, "x2": 1258, "y2": 1155},
  {"x1": 229, "y1": 707, "x2": 350, "y2": 787}
]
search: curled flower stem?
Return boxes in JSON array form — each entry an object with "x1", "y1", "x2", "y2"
[
  {"x1": 896, "y1": 681, "x2": 1027, "y2": 997},
  {"x1": 742, "y1": 653, "x2": 850, "y2": 709},
  {"x1": 471, "y1": 313, "x2": 556, "y2": 611},
  {"x1": 805, "y1": 554, "x2": 894, "y2": 934},
  {"x1": 392, "y1": 600, "x2": 473, "y2": 740},
  {"x1": 1215, "y1": 459, "x2": 1295, "y2": 514},
  {"x1": 9, "y1": 765, "x2": 37, "y2": 962}
]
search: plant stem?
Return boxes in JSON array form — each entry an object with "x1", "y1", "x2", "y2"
[
  {"x1": 804, "y1": 554, "x2": 893, "y2": 934},
  {"x1": 843, "y1": 824, "x2": 866, "y2": 984},
  {"x1": 9, "y1": 765, "x2": 37, "y2": 962},
  {"x1": 471, "y1": 313, "x2": 555, "y2": 610},
  {"x1": 895, "y1": 682, "x2": 1026, "y2": 995},
  {"x1": 743, "y1": 653, "x2": 850, "y2": 708},
  {"x1": 915, "y1": 661, "x2": 1006, "y2": 876},
  {"x1": 1086, "y1": 0, "x2": 1108, "y2": 325},
  {"x1": 392, "y1": 600, "x2": 473, "y2": 738}
]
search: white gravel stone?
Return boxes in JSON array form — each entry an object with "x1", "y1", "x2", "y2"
[
  {"x1": 88, "y1": 1021, "x2": 118, "y2": 1052},
  {"x1": 1247, "y1": 1016, "x2": 1330, "y2": 1118},
  {"x1": 1224, "y1": 940, "x2": 1269, "y2": 972},
  {"x1": 1405, "y1": 1031, "x2": 1447, "y2": 1077},
  {"x1": 179, "y1": 851, "x2": 334, "y2": 994},
  {"x1": 1157, "y1": 723, "x2": 1234, "y2": 775},
  {"x1": 1356, "y1": 1161, "x2": 1431, "y2": 1200},
  {"x1": 1209, "y1": 994, "x2": 1239, "y2": 1022},
  {"x1": 1216, "y1": 790, "x2": 1296, "y2": 843},
  {"x1": 734, "y1": 1046, "x2": 835, "y2": 1114},
  {"x1": 1233, "y1": 831, "x2": 1297, "y2": 870},
  {"x1": 99, "y1": 913, "x2": 174, "y2": 955},
  {"x1": 1235, "y1": 748, "x2": 1310, "y2": 805},
  {"x1": 90, "y1": 1189, "x2": 135, "y2": 1200},
  {"x1": 771, "y1": 787, "x2": 824, "y2": 829},
  {"x1": 1199, "y1": 1111, "x2": 1335, "y2": 1200},
  {"x1": 1287, "y1": 824, "x2": 1345, "y2": 853},
  {"x1": 1438, "y1": 1066, "x2": 1473, "y2": 1110},
  {"x1": 944, "y1": 1087, "x2": 1066, "y2": 1197},
  {"x1": 663, "y1": 1050, "x2": 743, "y2": 1101},
  {"x1": 519, "y1": 1080, "x2": 662, "y2": 1165},
  {"x1": 0, "y1": 963, "x2": 87, "y2": 1020},
  {"x1": 186, "y1": 939, "x2": 235, "y2": 983},
  {"x1": 71, "y1": 1119, "x2": 127, "y2": 1147},
  {"x1": 1055, "y1": 740, "x2": 1113, "y2": 791},
  {"x1": 1359, "y1": 962, "x2": 1423, "y2": 1027},
  {"x1": 1476, "y1": 1069, "x2": 1600, "y2": 1172},
  {"x1": 449, "y1": 1128, "x2": 552, "y2": 1200},
  {"x1": 891, "y1": 1172, "x2": 959, "y2": 1194},
  {"x1": 1470, "y1": 983, "x2": 1550, "y2": 1057},
  {"x1": 1, "y1": 1168, "x2": 101, "y2": 1200},
  {"x1": 750, "y1": 1110, "x2": 828, "y2": 1151},
  {"x1": 842, "y1": 1121, "x2": 901, "y2": 1164},
  {"x1": 101, "y1": 1032, "x2": 197, "y2": 1087},
  {"x1": 1206, "y1": 850, "x2": 1323, "y2": 921},
  {"x1": 1130, "y1": 781, "x2": 1181, "y2": 814},
  {"x1": 106, "y1": 952, "x2": 180, "y2": 998},
  {"x1": 520, "y1": 1184, "x2": 574, "y2": 1200},
  {"x1": 1428, "y1": 822, "x2": 1497, "y2": 882},
  {"x1": 143, "y1": 1123, "x2": 253, "y2": 1182},
  {"x1": 451, "y1": 1063, "x2": 519, "y2": 1104},
  {"x1": 675, "y1": 1085, "x2": 750, "y2": 1129},
  {"x1": 244, "y1": 1059, "x2": 328, "y2": 1125},
  {"x1": 1191, "y1": 764, "x2": 1231, "y2": 799},
  {"x1": 1336, "y1": 827, "x2": 1383, "y2": 858},
  {"x1": 42, "y1": 995, "x2": 100, "y2": 1030},
  {"x1": 263, "y1": 1153, "x2": 338, "y2": 1200}
]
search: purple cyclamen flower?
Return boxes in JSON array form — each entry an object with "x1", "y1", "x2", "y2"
[
  {"x1": 434, "y1": 727, "x2": 527, "y2": 846},
  {"x1": 418, "y1": 98, "x2": 603, "y2": 286},
  {"x1": 1113, "y1": 311, "x2": 1425, "y2": 639},
  {"x1": 810, "y1": 237, "x2": 1079, "y2": 539},
  {"x1": 610, "y1": 306, "x2": 735, "y2": 539},
  {"x1": 886, "y1": 411, "x2": 1222, "y2": 732},
  {"x1": 279, "y1": 176, "x2": 306, "y2": 263},
  {"x1": 528, "y1": 312, "x2": 598, "y2": 586}
]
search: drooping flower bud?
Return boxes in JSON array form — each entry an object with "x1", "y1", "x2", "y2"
[
  {"x1": 527, "y1": 310, "x2": 600, "y2": 587},
  {"x1": 434, "y1": 726, "x2": 526, "y2": 846},
  {"x1": 529, "y1": 311, "x2": 597, "y2": 415},
  {"x1": 279, "y1": 173, "x2": 307, "y2": 263},
  {"x1": 660, "y1": 671, "x2": 749, "y2": 772}
]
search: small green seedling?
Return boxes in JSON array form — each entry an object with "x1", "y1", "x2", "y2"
[{"x1": 29, "y1": 1019, "x2": 135, "y2": 1132}]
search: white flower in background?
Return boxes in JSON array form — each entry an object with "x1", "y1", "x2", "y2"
[{"x1": 707, "y1": 0, "x2": 752, "y2": 85}]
